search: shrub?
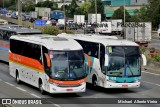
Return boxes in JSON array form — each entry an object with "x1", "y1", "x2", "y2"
[
  {"x1": 60, "y1": 30, "x2": 75, "y2": 34},
  {"x1": 36, "y1": 26, "x2": 60, "y2": 35},
  {"x1": 153, "y1": 55, "x2": 160, "y2": 62},
  {"x1": 140, "y1": 47, "x2": 146, "y2": 54}
]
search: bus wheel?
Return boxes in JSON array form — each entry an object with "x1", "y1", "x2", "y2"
[
  {"x1": 92, "y1": 76, "x2": 98, "y2": 89},
  {"x1": 39, "y1": 80, "x2": 45, "y2": 95},
  {"x1": 16, "y1": 71, "x2": 21, "y2": 84}
]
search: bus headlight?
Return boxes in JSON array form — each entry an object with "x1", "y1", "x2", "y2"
[
  {"x1": 108, "y1": 80, "x2": 116, "y2": 83},
  {"x1": 80, "y1": 82, "x2": 86, "y2": 85},
  {"x1": 134, "y1": 80, "x2": 139, "y2": 83},
  {"x1": 49, "y1": 81, "x2": 59, "y2": 86}
]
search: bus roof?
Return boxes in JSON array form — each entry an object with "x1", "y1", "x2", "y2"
[
  {"x1": 0, "y1": 24, "x2": 42, "y2": 34},
  {"x1": 59, "y1": 33, "x2": 118, "y2": 39},
  {"x1": 10, "y1": 34, "x2": 83, "y2": 51},
  {"x1": 57, "y1": 33, "x2": 139, "y2": 47}
]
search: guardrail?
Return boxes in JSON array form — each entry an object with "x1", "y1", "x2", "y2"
[{"x1": 0, "y1": 16, "x2": 34, "y2": 28}]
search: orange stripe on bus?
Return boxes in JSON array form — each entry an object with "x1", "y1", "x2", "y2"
[
  {"x1": 9, "y1": 52, "x2": 44, "y2": 72},
  {"x1": 49, "y1": 78, "x2": 86, "y2": 85},
  {"x1": 84, "y1": 53, "x2": 92, "y2": 66}
]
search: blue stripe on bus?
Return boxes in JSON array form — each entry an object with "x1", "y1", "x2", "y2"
[
  {"x1": 109, "y1": 76, "x2": 141, "y2": 83},
  {"x1": 0, "y1": 46, "x2": 9, "y2": 51}
]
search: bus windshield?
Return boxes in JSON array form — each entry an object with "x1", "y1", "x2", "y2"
[
  {"x1": 49, "y1": 50, "x2": 85, "y2": 81},
  {"x1": 107, "y1": 46, "x2": 141, "y2": 77}
]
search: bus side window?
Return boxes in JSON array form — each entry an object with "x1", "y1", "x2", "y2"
[
  {"x1": 0, "y1": 30, "x2": 3, "y2": 40},
  {"x1": 42, "y1": 46, "x2": 50, "y2": 75},
  {"x1": 100, "y1": 44, "x2": 105, "y2": 74},
  {"x1": 90, "y1": 42, "x2": 99, "y2": 58},
  {"x1": 10, "y1": 39, "x2": 24, "y2": 55}
]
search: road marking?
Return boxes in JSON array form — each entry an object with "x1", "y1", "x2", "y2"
[
  {"x1": 54, "y1": 104, "x2": 61, "y2": 107},
  {"x1": 142, "y1": 71, "x2": 160, "y2": 76},
  {"x1": 30, "y1": 93, "x2": 41, "y2": 98},
  {"x1": 4, "y1": 82, "x2": 14, "y2": 86},
  {"x1": 16, "y1": 87, "x2": 27, "y2": 92},
  {"x1": 142, "y1": 81, "x2": 160, "y2": 87}
]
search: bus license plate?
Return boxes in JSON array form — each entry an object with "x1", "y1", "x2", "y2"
[
  {"x1": 122, "y1": 85, "x2": 128, "y2": 88},
  {"x1": 66, "y1": 89, "x2": 73, "y2": 91}
]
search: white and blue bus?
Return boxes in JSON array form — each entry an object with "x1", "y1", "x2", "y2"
[
  {"x1": 57, "y1": 34, "x2": 147, "y2": 89},
  {"x1": 0, "y1": 25, "x2": 42, "y2": 62}
]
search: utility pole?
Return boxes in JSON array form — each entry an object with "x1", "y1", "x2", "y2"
[
  {"x1": 123, "y1": 0, "x2": 126, "y2": 39},
  {"x1": 95, "y1": 0, "x2": 97, "y2": 32},
  {"x1": 124, "y1": 0, "x2": 126, "y2": 25},
  {"x1": 3, "y1": 0, "x2": 4, "y2": 8},
  {"x1": 63, "y1": 0, "x2": 66, "y2": 30},
  {"x1": 18, "y1": 0, "x2": 21, "y2": 25}
]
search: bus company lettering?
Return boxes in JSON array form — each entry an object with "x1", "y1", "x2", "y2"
[{"x1": 12, "y1": 55, "x2": 22, "y2": 62}]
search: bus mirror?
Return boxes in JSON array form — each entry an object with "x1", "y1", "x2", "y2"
[
  {"x1": 44, "y1": 53, "x2": 51, "y2": 67},
  {"x1": 105, "y1": 55, "x2": 109, "y2": 66},
  {"x1": 141, "y1": 54, "x2": 147, "y2": 66}
]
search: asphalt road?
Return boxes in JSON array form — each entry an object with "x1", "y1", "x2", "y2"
[{"x1": 0, "y1": 62, "x2": 160, "y2": 107}]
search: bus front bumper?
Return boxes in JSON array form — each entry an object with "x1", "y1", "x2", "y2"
[
  {"x1": 105, "y1": 81, "x2": 140, "y2": 88},
  {"x1": 49, "y1": 83, "x2": 86, "y2": 93}
]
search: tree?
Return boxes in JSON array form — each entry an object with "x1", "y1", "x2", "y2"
[
  {"x1": 0, "y1": 0, "x2": 12, "y2": 8},
  {"x1": 88, "y1": 0, "x2": 105, "y2": 21},
  {"x1": 111, "y1": 6, "x2": 131, "y2": 22},
  {"x1": 80, "y1": 2, "x2": 91, "y2": 19},
  {"x1": 36, "y1": 0, "x2": 58, "y2": 10},
  {"x1": 145, "y1": 0, "x2": 160, "y2": 28},
  {"x1": 130, "y1": 9, "x2": 141, "y2": 22},
  {"x1": 22, "y1": 0, "x2": 35, "y2": 12},
  {"x1": 61, "y1": 0, "x2": 78, "y2": 18},
  {"x1": 138, "y1": 5, "x2": 150, "y2": 21}
]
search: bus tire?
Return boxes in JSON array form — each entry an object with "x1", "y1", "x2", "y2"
[
  {"x1": 39, "y1": 79, "x2": 45, "y2": 95},
  {"x1": 16, "y1": 70, "x2": 21, "y2": 84},
  {"x1": 92, "y1": 75, "x2": 98, "y2": 89}
]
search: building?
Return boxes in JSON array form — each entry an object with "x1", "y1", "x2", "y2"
[{"x1": 103, "y1": 0, "x2": 149, "y2": 18}]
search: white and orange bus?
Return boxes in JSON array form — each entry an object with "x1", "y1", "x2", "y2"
[{"x1": 9, "y1": 34, "x2": 86, "y2": 94}]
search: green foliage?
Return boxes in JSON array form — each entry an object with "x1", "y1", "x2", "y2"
[
  {"x1": 61, "y1": 0, "x2": 78, "y2": 18},
  {"x1": 35, "y1": 26, "x2": 74, "y2": 35},
  {"x1": 111, "y1": 6, "x2": 131, "y2": 22},
  {"x1": 80, "y1": 2, "x2": 91, "y2": 14},
  {"x1": 140, "y1": 47, "x2": 146, "y2": 54},
  {"x1": 139, "y1": 0, "x2": 160, "y2": 28},
  {"x1": 130, "y1": 9, "x2": 141, "y2": 22},
  {"x1": 80, "y1": 2, "x2": 91, "y2": 19},
  {"x1": 36, "y1": 26, "x2": 60, "y2": 35},
  {"x1": 138, "y1": 6, "x2": 150, "y2": 22},
  {"x1": 0, "y1": 0, "x2": 12, "y2": 8},
  {"x1": 7, "y1": 4, "x2": 16, "y2": 11},
  {"x1": 153, "y1": 55, "x2": 160, "y2": 62},
  {"x1": 36, "y1": 0, "x2": 58, "y2": 10},
  {"x1": 130, "y1": 15, "x2": 140, "y2": 22},
  {"x1": 22, "y1": 0, "x2": 35, "y2": 12}
]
